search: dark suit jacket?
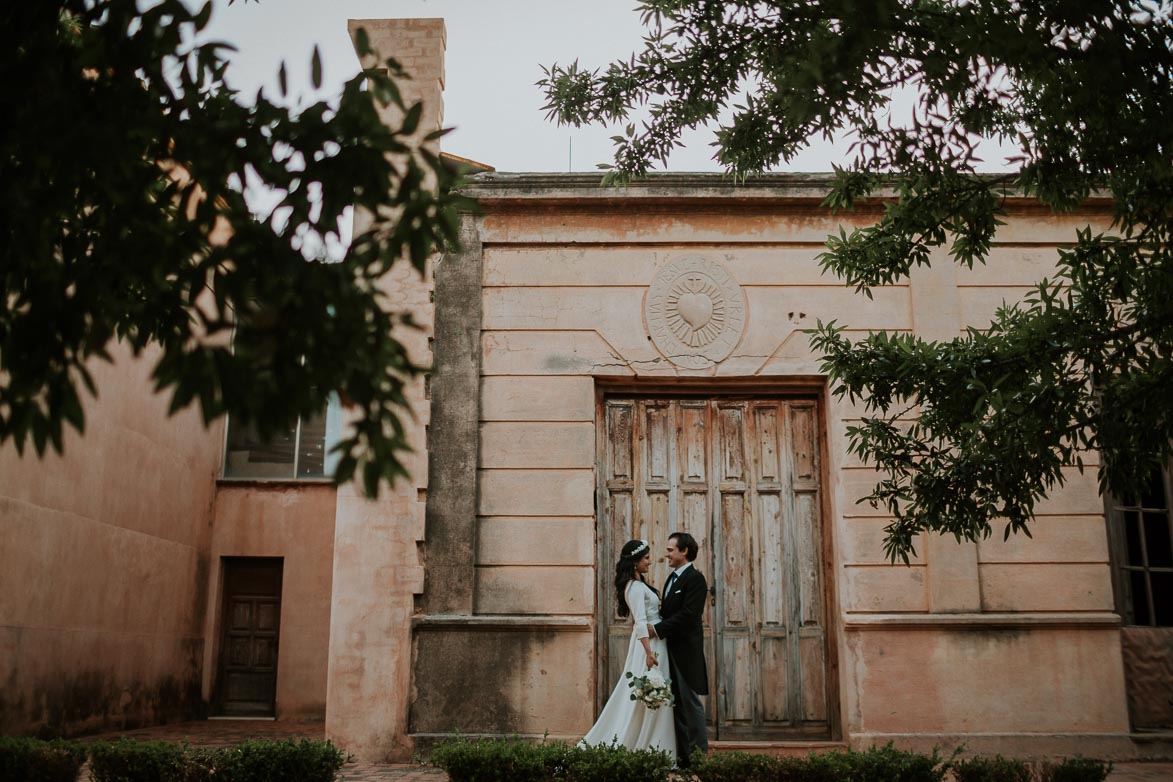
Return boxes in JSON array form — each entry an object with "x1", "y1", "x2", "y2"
[{"x1": 653, "y1": 565, "x2": 709, "y2": 696}]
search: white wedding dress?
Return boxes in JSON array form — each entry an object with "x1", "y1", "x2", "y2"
[{"x1": 579, "y1": 579, "x2": 677, "y2": 755}]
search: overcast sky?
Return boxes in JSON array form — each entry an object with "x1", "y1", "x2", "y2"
[{"x1": 198, "y1": 0, "x2": 869, "y2": 173}]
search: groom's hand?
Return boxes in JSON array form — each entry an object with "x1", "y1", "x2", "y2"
[{"x1": 647, "y1": 623, "x2": 657, "y2": 638}]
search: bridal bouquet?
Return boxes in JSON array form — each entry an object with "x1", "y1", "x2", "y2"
[{"x1": 625, "y1": 668, "x2": 675, "y2": 710}]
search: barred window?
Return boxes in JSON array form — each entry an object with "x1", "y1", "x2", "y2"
[{"x1": 1109, "y1": 465, "x2": 1173, "y2": 626}]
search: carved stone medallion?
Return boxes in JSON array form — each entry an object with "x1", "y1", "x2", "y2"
[{"x1": 645, "y1": 257, "x2": 747, "y2": 369}]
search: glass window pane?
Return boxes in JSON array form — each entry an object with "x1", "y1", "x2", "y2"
[
  {"x1": 1129, "y1": 570, "x2": 1152, "y2": 626},
  {"x1": 1141, "y1": 469, "x2": 1168, "y2": 510},
  {"x1": 1151, "y1": 572, "x2": 1173, "y2": 627},
  {"x1": 1143, "y1": 512, "x2": 1173, "y2": 569},
  {"x1": 296, "y1": 408, "x2": 328, "y2": 477},
  {"x1": 1125, "y1": 510, "x2": 1145, "y2": 566},
  {"x1": 225, "y1": 418, "x2": 297, "y2": 478}
]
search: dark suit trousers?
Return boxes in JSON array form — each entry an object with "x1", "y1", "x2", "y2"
[{"x1": 670, "y1": 660, "x2": 708, "y2": 764}]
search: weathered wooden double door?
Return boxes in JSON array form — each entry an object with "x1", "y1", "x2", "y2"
[{"x1": 598, "y1": 396, "x2": 831, "y2": 739}]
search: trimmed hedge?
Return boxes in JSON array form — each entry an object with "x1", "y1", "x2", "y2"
[
  {"x1": 89, "y1": 738, "x2": 214, "y2": 782},
  {"x1": 215, "y1": 739, "x2": 348, "y2": 782},
  {"x1": 0, "y1": 732, "x2": 1119, "y2": 782},
  {"x1": 429, "y1": 736, "x2": 674, "y2": 782},
  {"x1": 430, "y1": 736, "x2": 1117, "y2": 782},
  {"x1": 87, "y1": 737, "x2": 347, "y2": 782},
  {"x1": 1038, "y1": 758, "x2": 1114, "y2": 782},
  {"x1": 0, "y1": 736, "x2": 87, "y2": 782},
  {"x1": 689, "y1": 743, "x2": 947, "y2": 782},
  {"x1": 952, "y1": 755, "x2": 1033, "y2": 782}
]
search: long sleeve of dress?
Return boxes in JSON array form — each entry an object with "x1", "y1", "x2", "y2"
[{"x1": 626, "y1": 581, "x2": 650, "y2": 639}]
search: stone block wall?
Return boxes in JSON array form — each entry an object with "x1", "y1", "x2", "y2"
[{"x1": 410, "y1": 173, "x2": 1133, "y2": 756}]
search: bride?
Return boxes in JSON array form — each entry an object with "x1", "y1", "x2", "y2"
[{"x1": 579, "y1": 539, "x2": 677, "y2": 756}]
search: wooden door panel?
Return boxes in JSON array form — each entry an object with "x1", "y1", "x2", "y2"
[
  {"x1": 229, "y1": 601, "x2": 252, "y2": 630},
  {"x1": 719, "y1": 492, "x2": 752, "y2": 627},
  {"x1": 607, "y1": 494, "x2": 634, "y2": 588},
  {"x1": 598, "y1": 396, "x2": 830, "y2": 738},
  {"x1": 645, "y1": 404, "x2": 671, "y2": 482},
  {"x1": 607, "y1": 632, "x2": 629, "y2": 699},
  {"x1": 758, "y1": 491, "x2": 787, "y2": 628},
  {"x1": 754, "y1": 405, "x2": 782, "y2": 483},
  {"x1": 799, "y1": 628, "x2": 828, "y2": 722},
  {"x1": 790, "y1": 404, "x2": 819, "y2": 485},
  {"x1": 760, "y1": 636, "x2": 790, "y2": 723},
  {"x1": 256, "y1": 600, "x2": 279, "y2": 631},
  {"x1": 681, "y1": 403, "x2": 708, "y2": 483},
  {"x1": 253, "y1": 636, "x2": 278, "y2": 667},
  {"x1": 216, "y1": 558, "x2": 282, "y2": 717},
  {"x1": 721, "y1": 634, "x2": 755, "y2": 724},
  {"x1": 606, "y1": 403, "x2": 634, "y2": 481},
  {"x1": 795, "y1": 492, "x2": 823, "y2": 626}
]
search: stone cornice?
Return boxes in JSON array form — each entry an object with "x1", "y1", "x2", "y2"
[{"x1": 458, "y1": 171, "x2": 1114, "y2": 214}]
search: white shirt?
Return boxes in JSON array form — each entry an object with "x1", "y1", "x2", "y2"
[{"x1": 665, "y1": 562, "x2": 692, "y2": 592}]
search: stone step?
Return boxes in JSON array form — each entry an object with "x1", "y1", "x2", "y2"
[
  {"x1": 1131, "y1": 731, "x2": 1173, "y2": 761},
  {"x1": 709, "y1": 740, "x2": 847, "y2": 757}
]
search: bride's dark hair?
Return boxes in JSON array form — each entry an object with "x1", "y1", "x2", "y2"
[{"x1": 613, "y1": 539, "x2": 651, "y2": 618}]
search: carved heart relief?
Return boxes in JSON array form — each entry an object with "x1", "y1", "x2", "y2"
[{"x1": 676, "y1": 292, "x2": 713, "y2": 329}]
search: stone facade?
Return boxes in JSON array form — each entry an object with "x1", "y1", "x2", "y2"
[{"x1": 405, "y1": 173, "x2": 1137, "y2": 758}]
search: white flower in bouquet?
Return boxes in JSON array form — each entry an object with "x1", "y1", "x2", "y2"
[{"x1": 624, "y1": 670, "x2": 675, "y2": 710}]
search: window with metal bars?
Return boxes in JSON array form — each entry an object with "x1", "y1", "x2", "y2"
[{"x1": 1109, "y1": 465, "x2": 1173, "y2": 626}]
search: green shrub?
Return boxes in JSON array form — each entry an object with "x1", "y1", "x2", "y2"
[
  {"x1": 430, "y1": 736, "x2": 570, "y2": 782},
  {"x1": 844, "y1": 743, "x2": 946, "y2": 782},
  {"x1": 563, "y1": 741, "x2": 672, "y2": 782},
  {"x1": 691, "y1": 744, "x2": 946, "y2": 782},
  {"x1": 214, "y1": 738, "x2": 347, "y2": 782},
  {"x1": 429, "y1": 736, "x2": 672, "y2": 782},
  {"x1": 1037, "y1": 757, "x2": 1114, "y2": 782},
  {"x1": 951, "y1": 755, "x2": 1032, "y2": 782},
  {"x1": 88, "y1": 737, "x2": 346, "y2": 782},
  {"x1": 689, "y1": 750, "x2": 801, "y2": 782},
  {"x1": 0, "y1": 736, "x2": 87, "y2": 782},
  {"x1": 89, "y1": 738, "x2": 215, "y2": 782}
]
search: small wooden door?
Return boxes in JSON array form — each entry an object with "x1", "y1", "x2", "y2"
[
  {"x1": 215, "y1": 558, "x2": 282, "y2": 716},
  {"x1": 598, "y1": 397, "x2": 831, "y2": 739}
]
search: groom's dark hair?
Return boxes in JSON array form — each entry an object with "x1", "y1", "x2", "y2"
[{"x1": 669, "y1": 531, "x2": 699, "y2": 562}]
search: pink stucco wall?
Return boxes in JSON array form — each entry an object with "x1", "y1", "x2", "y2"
[
  {"x1": 203, "y1": 483, "x2": 337, "y2": 720},
  {"x1": 0, "y1": 343, "x2": 223, "y2": 736}
]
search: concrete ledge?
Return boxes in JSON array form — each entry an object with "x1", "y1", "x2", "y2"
[
  {"x1": 850, "y1": 732, "x2": 1141, "y2": 760},
  {"x1": 413, "y1": 614, "x2": 592, "y2": 631},
  {"x1": 844, "y1": 612, "x2": 1121, "y2": 629}
]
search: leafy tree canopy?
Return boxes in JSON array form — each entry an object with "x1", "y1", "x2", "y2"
[
  {"x1": 542, "y1": 0, "x2": 1173, "y2": 561},
  {"x1": 1, "y1": 1, "x2": 463, "y2": 496}
]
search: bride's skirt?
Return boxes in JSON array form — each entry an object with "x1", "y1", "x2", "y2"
[{"x1": 579, "y1": 630, "x2": 677, "y2": 756}]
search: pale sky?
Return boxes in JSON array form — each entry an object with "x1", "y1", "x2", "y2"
[
  {"x1": 198, "y1": 0, "x2": 1022, "y2": 176},
  {"x1": 198, "y1": 0, "x2": 858, "y2": 173}
]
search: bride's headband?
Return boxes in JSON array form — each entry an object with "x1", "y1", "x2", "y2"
[{"x1": 628, "y1": 540, "x2": 649, "y2": 558}]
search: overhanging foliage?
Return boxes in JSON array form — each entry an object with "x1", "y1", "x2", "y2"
[
  {"x1": 541, "y1": 0, "x2": 1173, "y2": 561},
  {"x1": 1, "y1": 1, "x2": 466, "y2": 496}
]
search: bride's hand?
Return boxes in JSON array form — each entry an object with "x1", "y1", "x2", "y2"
[{"x1": 645, "y1": 651, "x2": 658, "y2": 669}]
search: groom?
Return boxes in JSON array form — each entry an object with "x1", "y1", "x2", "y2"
[{"x1": 649, "y1": 531, "x2": 709, "y2": 767}]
